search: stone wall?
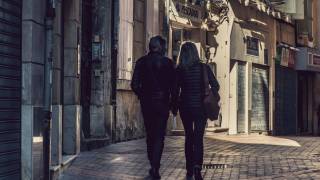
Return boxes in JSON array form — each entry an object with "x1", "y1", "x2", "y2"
[{"x1": 115, "y1": 90, "x2": 144, "y2": 141}]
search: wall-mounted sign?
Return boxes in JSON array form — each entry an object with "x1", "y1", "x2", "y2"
[
  {"x1": 313, "y1": 55, "x2": 320, "y2": 66},
  {"x1": 92, "y1": 42, "x2": 101, "y2": 61},
  {"x1": 174, "y1": 1, "x2": 202, "y2": 23},
  {"x1": 246, "y1": 36, "x2": 259, "y2": 56}
]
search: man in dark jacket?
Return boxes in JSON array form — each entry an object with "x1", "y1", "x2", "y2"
[{"x1": 131, "y1": 36, "x2": 176, "y2": 179}]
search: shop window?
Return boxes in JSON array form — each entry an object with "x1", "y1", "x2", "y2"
[
  {"x1": 172, "y1": 29, "x2": 183, "y2": 64},
  {"x1": 308, "y1": 53, "x2": 313, "y2": 65},
  {"x1": 264, "y1": 49, "x2": 269, "y2": 65}
]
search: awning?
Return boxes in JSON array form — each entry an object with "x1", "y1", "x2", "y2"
[{"x1": 278, "y1": 43, "x2": 300, "y2": 51}]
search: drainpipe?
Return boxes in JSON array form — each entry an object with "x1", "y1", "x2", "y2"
[{"x1": 44, "y1": 0, "x2": 55, "y2": 179}]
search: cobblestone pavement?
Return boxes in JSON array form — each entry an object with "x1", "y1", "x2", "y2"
[{"x1": 60, "y1": 135, "x2": 320, "y2": 180}]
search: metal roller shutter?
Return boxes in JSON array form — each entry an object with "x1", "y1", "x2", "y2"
[
  {"x1": 237, "y1": 62, "x2": 246, "y2": 133},
  {"x1": 275, "y1": 65, "x2": 297, "y2": 135},
  {"x1": 0, "y1": 0, "x2": 21, "y2": 179},
  {"x1": 251, "y1": 65, "x2": 269, "y2": 132}
]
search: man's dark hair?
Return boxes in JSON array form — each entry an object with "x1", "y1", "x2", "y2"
[
  {"x1": 149, "y1": 36, "x2": 165, "y2": 53},
  {"x1": 159, "y1": 37, "x2": 167, "y2": 55}
]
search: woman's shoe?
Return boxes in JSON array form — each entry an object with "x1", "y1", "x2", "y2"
[
  {"x1": 194, "y1": 167, "x2": 203, "y2": 180},
  {"x1": 149, "y1": 168, "x2": 161, "y2": 179}
]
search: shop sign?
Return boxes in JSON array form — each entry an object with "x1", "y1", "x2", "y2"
[
  {"x1": 313, "y1": 55, "x2": 320, "y2": 66},
  {"x1": 246, "y1": 36, "x2": 259, "y2": 56},
  {"x1": 174, "y1": 1, "x2": 202, "y2": 23}
]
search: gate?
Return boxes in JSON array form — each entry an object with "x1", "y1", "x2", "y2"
[{"x1": 0, "y1": 0, "x2": 22, "y2": 179}]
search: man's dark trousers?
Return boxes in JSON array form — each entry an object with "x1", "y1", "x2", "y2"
[{"x1": 141, "y1": 100, "x2": 169, "y2": 169}]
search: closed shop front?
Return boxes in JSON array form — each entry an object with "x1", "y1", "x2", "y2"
[
  {"x1": 296, "y1": 48, "x2": 320, "y2": 135},
  {"x1": 275, "y1": 65, "x2": 297, "y2": 135},
  {"x1": 230, "y1": 17, "x2": 273, "y2": 134},
  {"x1": 274, "y1": 45, "x2": 298, "y2": 135},
  {"x1": 237, "y1": 61, "x2": 246, "y2": 133},
  {"x1": 251, "y1": 65, "x2": 269, "y2": 132},
  {"x1": 297, "y1": 72, "x2": 313, "y2": 134},
  {"x1": 0, "y1": 0, "x2": 22, "y2": 179}
]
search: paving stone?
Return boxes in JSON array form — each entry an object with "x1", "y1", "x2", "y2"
[{"x1": 60, "y1": 136, "x2": 320, "y2": 180}]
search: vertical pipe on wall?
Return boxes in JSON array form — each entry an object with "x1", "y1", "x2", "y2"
[
  {"x1": 111, "y1": 0, "x2": 118, "y2": 142},
  {"x1": 44, "y1": 0, "x2": 55, "y2": 179}
]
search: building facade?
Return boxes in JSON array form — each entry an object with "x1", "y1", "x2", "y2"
[
  {"x1": 159, "y1": 0, "x2": 231, "y2": 133},
  {"x1": 295, "y1": 0, "x2": 320, "y2": 136},
  {"x1": 17, "y1": 0, "x2": 82, "y2": 179},
  {"x1": 228, "y1": 0, "x2": 277, "y2": 135},
  {"x1": 1, "y1": 0, "x2": 320, "y2": 179}
]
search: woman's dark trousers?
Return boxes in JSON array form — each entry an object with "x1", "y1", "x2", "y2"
[
  {"x1": 141, "y1": 101, "x2": 169, "y2": 169},
  {"x1": 180, "y1": 108, "x2": 207, "y2": 173}
]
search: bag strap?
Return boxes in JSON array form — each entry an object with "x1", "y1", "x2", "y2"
[{"x1": 202, "y1": 64, "x2": 210, "y2": 95}]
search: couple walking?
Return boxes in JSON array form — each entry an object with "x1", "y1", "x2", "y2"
[{"x1": 131, "y1": 36, "x2": 220, "y2": 180}]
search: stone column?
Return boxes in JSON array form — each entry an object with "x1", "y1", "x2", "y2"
[
  {"x1": 51, "y1": 0, "x2": 63, "y2": 166},
  {"x1": 63, "y1": 0, "x2": 81, "y2": 155},
  {"x1": 21, "y1": 0, "x2": 46, "y2": 179}
]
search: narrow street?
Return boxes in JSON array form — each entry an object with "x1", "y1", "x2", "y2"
[{"x1": 60, "y1": 135, "x2": 320, "y2": 180}]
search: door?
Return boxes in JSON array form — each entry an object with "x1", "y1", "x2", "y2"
[
  {"x1": 275, "y1": 65, "x2": 297, "y2": 135},
  {"x1": 251, "y1": 64, "x2": 269, "y2": 132},
  {"x1": 298, "y1": 72, "x2": 313, "y2": 134},
  {"x1": 0, "y1": 0, "x2": 22, "y2": 179}
]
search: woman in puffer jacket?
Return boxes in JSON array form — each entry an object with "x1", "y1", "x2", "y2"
[{"x1": 172, "y1": 42, "x2": 220, "y2": 180}]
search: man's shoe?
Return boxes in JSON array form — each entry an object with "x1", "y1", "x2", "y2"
[
  {"x1": 186, "y1": 175, "x2": 193, "y2": 180},
  {"x1": 186, "y1": 169, "x2": 193, "y2": 179},
  {"x1": 194, "y1": 167, "x2": 203, "y2": 180},
  {"x1": 149, "y1": 168, "x2": 161, "y2": 179}
]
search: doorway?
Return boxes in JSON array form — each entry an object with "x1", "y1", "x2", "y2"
[
  {"x1": 298, "y1": 72, "x2": 313, "y2": 135},
  {"x1": 172, "y1": 28, "x2": 183, "y2": 65},
  {"x1": 80, "y1": 0, "x2": 92, "y2": 139}
]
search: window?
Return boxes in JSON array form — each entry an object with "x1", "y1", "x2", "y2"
[{"x1": 246, "y1": 36, "x2": 259, "y2": 56}]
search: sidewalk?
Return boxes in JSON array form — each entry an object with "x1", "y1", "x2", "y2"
[{"x1": 60, "y1": 135, "x2": 320, "y2": 180}]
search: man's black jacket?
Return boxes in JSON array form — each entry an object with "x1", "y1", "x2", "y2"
[{"x1": 131, "y1": 52, "x2": 176, "y2": 107}]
